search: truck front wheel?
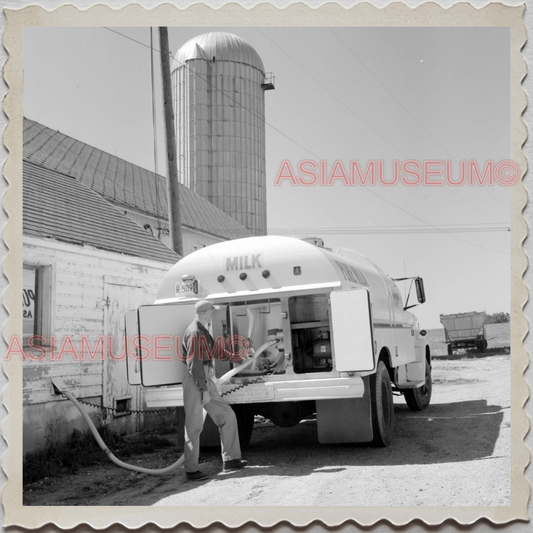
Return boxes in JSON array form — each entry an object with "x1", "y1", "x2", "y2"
[
  {"x1": 370, "y1": 361, "x2": 395, "y2": 447},
  {"x1": 404, "y1": 361, "x2": 432, "y2": 411}
]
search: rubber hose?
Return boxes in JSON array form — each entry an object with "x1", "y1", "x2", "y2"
[
  {"x1": 59, "y1": 337, "x2": 280, "y2": 476},
  {"x1": 61, "y1": 387, "x2": 203, "y2": 476},
  {"x1": 214, "y1": 337, "x2": 281, "y2": 391}
]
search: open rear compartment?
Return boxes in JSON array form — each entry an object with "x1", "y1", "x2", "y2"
[
  {"x1": 220, "y1": 298, "x2": 286, "y2": 378},
  {"x1": 289, "y1": 293, "x2": 333, "y2": 374}
]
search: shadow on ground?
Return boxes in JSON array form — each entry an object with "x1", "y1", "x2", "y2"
[
  {"x1": 23, "y1": 396, "x2": 508, "y2": 506},
  {"x1": 432, "y1": 347, "x2": 510, "y2": 360}
]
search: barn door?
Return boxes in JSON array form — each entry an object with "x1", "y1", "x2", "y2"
[{"x1": 103, "y1": 279, "x2": 144, "y2": 434}]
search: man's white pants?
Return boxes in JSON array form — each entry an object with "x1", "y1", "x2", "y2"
[{"x1": 182, "y1": 371, "x2": 242, "y2": 473}]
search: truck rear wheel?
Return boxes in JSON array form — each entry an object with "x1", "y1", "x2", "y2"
[
  {"x1": 447, "y1": 344, "x2": 453, "y2": 356},
  {"x1": 404, "y1": 361, "x2": 432, "y2": 411},
  {"x1": 370, "y1": 361, "x2": 394, "y2": 447}
]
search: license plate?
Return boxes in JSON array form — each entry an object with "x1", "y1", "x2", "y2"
[
  {"x1": 175, "y1": 280, "x2": 198, "y2": 296},
  {"x1": 225, "y1": 385, "x2": 274, "y2": 402}
]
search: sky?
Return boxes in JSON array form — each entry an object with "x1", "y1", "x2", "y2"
[{"x1": 22, "y1": 25, "x2": 512, "y2": 329}]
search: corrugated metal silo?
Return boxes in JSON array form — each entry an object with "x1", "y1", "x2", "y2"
[{"x1": 171, "y1": 32, "x2": 273, "y2": 237}]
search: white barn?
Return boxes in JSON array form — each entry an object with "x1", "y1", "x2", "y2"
[{"x1": 22, "y1": 118, "x2": 252, "y2": 453}]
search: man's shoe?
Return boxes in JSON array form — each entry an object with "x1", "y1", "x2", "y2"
[
  {"x1": 186, "y1": 470, "x2": 208, "y2": 481},
  {"x1": 223, "y1": 459, "x2": 248, "y2": 472}
]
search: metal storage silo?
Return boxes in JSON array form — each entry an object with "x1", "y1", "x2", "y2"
[{"x1": 171, "y1": 32, "x2": 273, "y2": 237}]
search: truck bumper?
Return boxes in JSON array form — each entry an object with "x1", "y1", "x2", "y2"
[{"x1": 145, "y1": 376, "x2": 365, "y2": 408}]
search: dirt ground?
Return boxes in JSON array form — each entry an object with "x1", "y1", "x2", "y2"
[{"x1": 24, "y1": 351, "x2": 511, "y2": 507}]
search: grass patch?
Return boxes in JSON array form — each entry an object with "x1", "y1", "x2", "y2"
[
  {"x1": 23, "y1": 426, "x2": 118, "y2": 485},
  {"x1": 23, "y1": 425, "x2": 177, "y2": 485},
  {"x1": 119, "y1": 432, "x2": 175, "y2": 457}
]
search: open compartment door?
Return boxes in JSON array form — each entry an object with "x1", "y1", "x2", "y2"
[
  {"x1": 125, "y1": 309, "x2": 141, "y2": 385},
  {"x1": 330, "y1": 289, "x2": 374, "y2": 372},
  {"x1": 138, "y1": 302, "x2": 196, "y2": 387}
]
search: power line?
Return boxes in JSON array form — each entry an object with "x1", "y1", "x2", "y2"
[
  {"x1": 257, "y1": 28, "x2": 409, "y2": 158},
  {"x1": 329, "y1": 28, "x2": 511, "y2": 221},
  {"x1": 104, "y1": 27, "x2": 155, "y2": 52},
  {"x1": 102, "y1": 27, "x2": 510, "y2": 256},
  {"x1": 268, "y1": 225, "x2": 510, "y2": 235},
  {"x1": 251, "y1": 29, "x2": 510, "y2": 255},
  {"x1": 330, "y1": 28, "x2": 454, "y2": 161},
  {"x1": 103, "y1": 27, "x2": 323, "y2": 161}
]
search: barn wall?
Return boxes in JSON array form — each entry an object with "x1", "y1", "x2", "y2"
[{"x1": 22, "y1": 236, "x2": 178, "y2": 454}]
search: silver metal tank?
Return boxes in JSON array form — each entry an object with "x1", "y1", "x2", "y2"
[{"x1": 172, "y1": 32, "x2": 272, "y2": 236}]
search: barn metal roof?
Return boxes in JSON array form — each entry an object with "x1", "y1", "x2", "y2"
[
  {"x1": 23, "y1": 160, "x2": 181, "y2": 264},
  {"x1": 173, "y1": 32, "x2": 265, "y2": 73},
  {"x1": 23, "y1": 117, "x2": 253, "y2": 241}
]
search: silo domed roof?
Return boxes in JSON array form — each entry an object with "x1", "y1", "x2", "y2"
[{"x1": 173, "y1": 32, "x2": 265, "y2": 73}]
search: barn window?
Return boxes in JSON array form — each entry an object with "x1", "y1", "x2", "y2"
[{"x1": 23, "y1": 264, "x2": 54, "y2": 346}]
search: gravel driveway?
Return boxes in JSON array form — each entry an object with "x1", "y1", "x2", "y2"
[{"x1": 24, "y1": 354, "x2": 511, "y2": 510}]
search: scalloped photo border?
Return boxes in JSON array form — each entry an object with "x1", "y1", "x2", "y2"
[{"x1": 1, "y1": 1, "x2": 529, "y2": 529}]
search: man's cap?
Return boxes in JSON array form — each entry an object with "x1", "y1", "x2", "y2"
[{"x1": 195, "y1": 299, "x2": 220, "y2": 313}]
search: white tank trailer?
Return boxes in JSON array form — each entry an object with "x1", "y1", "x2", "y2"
[
  {"x1": 125, "y1": 236, "x2": 431, "y2": 448},
  {"x1": 171, "y1": 33, "x2": 274, "y2": 236}
]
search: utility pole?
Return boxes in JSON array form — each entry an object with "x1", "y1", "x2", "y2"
[{"x1": 159, "y1": 27, "x2": 183, "y2": 256}]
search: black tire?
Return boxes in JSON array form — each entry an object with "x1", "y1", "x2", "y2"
[
  {"x1": 447, "y1": 344, "x2": 453, "y2": 356},
  {"x1": 370, "y1": 360, "x2": 395, "y2": 447},
  {"x1": 231, "y1": 405, "x2": 254, "y2": 450},
  {"x1": 404, "y1": 361, "x2": 432, "y2": 411}
]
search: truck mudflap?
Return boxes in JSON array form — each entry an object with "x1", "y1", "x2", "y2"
[
  {"x1": 144, "y1": 376, "x2": 365, "y2": 408},
  {"x1": 317, "y1": 366, "x2": 394, "y2": 446},
  {"x1": 316, "y1": 393, "x2": 373, "y2": 444}
]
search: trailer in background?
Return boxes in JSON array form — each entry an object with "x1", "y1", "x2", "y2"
[{"x1": 440, "y1": 311, "x2": 488, "y2": 355}]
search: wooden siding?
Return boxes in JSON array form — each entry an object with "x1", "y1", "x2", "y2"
[{"x1": 22, "y1": 236, "x2": 176, "y2": 452}]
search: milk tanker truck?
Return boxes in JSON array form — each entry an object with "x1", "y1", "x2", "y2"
[{"x1": 125, "y1": 235, "x2": 430, "y2": 448}]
